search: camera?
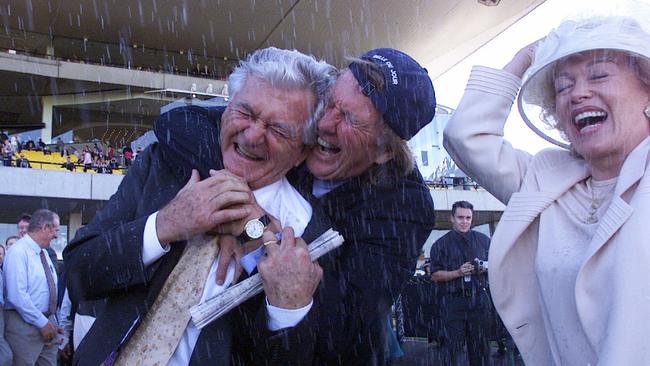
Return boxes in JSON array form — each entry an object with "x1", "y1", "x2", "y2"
[{"x1": 473, "y1": 258, "x2": 488, "y2": 273}]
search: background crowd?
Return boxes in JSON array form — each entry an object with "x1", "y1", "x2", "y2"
[{"x1": 0, "y1": 132, "x2": 142, "y2": 174}]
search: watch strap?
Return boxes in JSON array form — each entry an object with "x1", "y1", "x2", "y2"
[{"x1": 237, "y1": 214, "x2": 271, "y2": 243}]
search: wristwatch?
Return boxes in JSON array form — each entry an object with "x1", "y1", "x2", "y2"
[{"x1": 237, "y1": 215, "x2": 271, "y2": 243}]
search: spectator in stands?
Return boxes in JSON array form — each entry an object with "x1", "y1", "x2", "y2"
[
  {"x1": 4, "y1": 209, "x2": 62, "y2": 365},
  {"x1": 14, "y1": 136, "x2": 21, "y2": 153},
  {"x1": 10, "y1": 136, "x2": 18, "y2": 154},
  {"x1": 56, "y1": 138, "x2": 65, "y2": 157},
  {"x1": 37, "y1": 138, "x2": 46, "y2": 151},
  {"x1": 95, "y1": 159, "x2": 112, "y2": 174},
  {"x1": 107, "y1": 144, "x2": 115, "y2": 161},
  {"x1": 122, "y1": 145, "x2": 133, "y2": 167},
  {"x1": 93, "y1": 143, "x2": 103, "y2": 159},
  {"x1": 61, "y1": 156, "x2": 76, "y2": 172},
  {"x1": 109, "y1": 157, "x2": 120, "y2": 170},
  {"x1": 0, "y1": 131, "x2": 7, "y2": 144},
  {"x1": 2, "y1": 139, "x2": 13, "y2": 167},
  {"x1": 4, "y1": 236, "x2": 19, "y2": 251},
  {"x1": 24, "y1": 139, "x2": 35, "y2": 151},
  {"x1": 14, "y1": 154, "x2": 31, "y2": 168},
  {"x1": 17, "y1": 214, "x2": 30, "y2": 238},
  {"x1": 82, "y1": 148, "x2": 92, "y2": 172}
]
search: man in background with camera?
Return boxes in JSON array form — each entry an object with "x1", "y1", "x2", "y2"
[{"x1": 429, "y1": 200, "x2": 491, "y2": 366}]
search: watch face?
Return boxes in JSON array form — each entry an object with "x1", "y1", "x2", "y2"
[{"x1": 245, "y1": 219, "x2": 265, "y2": 239}]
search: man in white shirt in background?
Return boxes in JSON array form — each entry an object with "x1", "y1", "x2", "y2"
[{"x1": 4, "y1": 209, "x2": 62, "y2": 366}]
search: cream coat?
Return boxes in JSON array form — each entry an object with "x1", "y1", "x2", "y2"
[{"x1": 443, "y1": 66, "x2": 650, "y2": 365}]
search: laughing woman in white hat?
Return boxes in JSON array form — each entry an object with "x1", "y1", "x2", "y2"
[{"x1": 443, "y1": 16, "x2": 650, "y2": 365}]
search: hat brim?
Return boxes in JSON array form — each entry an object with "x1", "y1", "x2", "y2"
[{"x1": 517, "y1": 17, "x2": 650, "y2": 149}]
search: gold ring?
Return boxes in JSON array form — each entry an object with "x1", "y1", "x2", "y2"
[{"x1": 263, "y1": 240, "x2": 277, "y2": 247}]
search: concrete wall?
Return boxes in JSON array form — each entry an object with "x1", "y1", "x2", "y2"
[
  {"x1": 0, "y1": 168, "x2": 505, "y2": 213},
  {"x1": 429, "y1": 188, "x2": 505, "y2": 212},
  {"x1": 0, "y1": 52, "x2": 226, "y2": 92},
  {"x1": 0, "y1": 167, "x2": 122, "y2": 201}
]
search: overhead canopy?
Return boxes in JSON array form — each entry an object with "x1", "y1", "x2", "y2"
[
  {"x1": 0, "y1": 0, "x2": 545, "y2": 78},
  {"x1": 0, "y1": 0, "x2": 546, "y2": 138}
]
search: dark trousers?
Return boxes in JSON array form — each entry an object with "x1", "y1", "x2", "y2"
[{"x1": 440, "y1": 294, "x2": 491, "y2": 366}]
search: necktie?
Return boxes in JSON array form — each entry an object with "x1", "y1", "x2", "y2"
[
  {"x1": 115, "y1": 234, "x2": 221, "y2": 366},
  {"x1": 39, "y1": 250, "x2": 56, "y2": 315}
]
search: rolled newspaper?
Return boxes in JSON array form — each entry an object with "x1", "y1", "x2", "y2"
[{"x1": 190, "y1": 228, "x2": 344, "y2": 329}]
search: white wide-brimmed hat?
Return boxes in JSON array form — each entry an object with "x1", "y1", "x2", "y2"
[{"x1": 518, "y1": 15, "x2": 650, "y2": 148}]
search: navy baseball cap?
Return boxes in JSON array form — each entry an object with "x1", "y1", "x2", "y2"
[{"x1": 348, "y1": 48, "x2": 436, "y2": 140}]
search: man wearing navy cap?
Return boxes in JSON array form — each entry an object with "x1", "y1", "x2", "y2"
[{"x1": 282, "y1": 48, "x2": 437, "y2": 365}]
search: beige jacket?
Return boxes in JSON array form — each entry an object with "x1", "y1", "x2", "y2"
[{"x1": 443, "y1": 66, "x2": 650, "y2": 366}]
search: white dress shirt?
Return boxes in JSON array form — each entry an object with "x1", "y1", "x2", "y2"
[
  {"x1": 58, "y1": 289, "x2": 73, "y2": 350},
  {"x1": 4, "y1": 234, "x2": 58, "y2": 329},
  {"x1": 141, "y1": 177, "x2": 313, "y2": 365}
]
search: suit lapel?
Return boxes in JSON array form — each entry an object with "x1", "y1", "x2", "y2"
[{"x1": 190, "y1": 314, "x2": 232, "y2": 366}]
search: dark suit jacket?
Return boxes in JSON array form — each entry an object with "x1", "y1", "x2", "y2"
[
  {"x1": 63, "y1": 106, "x2": 328, "y2": 365},
  {"x1": 281, "y1": 164, "x2": 436, "y2": 365},
  {"x1": 64, "y1": 104, "x2": 435, "y2": 366}
]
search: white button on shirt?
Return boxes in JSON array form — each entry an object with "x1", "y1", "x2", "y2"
[
  {"x1": 4, "y1": 234, "x2": 58, "y2": 329},
  {"x1": 141, "y1": 177, "x2": 313, "y2": 365}
]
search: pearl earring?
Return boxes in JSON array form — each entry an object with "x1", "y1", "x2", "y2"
[{"x1": 645, "y1": 104, "x2": 650, "y2": 119}]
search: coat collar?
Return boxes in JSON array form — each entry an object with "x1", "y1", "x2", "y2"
[
  {"x1": 614, "y1": 136, "x2": 650, "y2": 196},
  {"x1": 583, "y1": 137, "x2": 650, "y2": 255},
  {"x1": 527, "y1": 136, "x2": 650, "y2": 215},
  {"x1": 533, "y1": 153, "x2": 589, "y2": 198},
  {"x1": 517, "y1": 139, "x2": 650, "y2": 257}
]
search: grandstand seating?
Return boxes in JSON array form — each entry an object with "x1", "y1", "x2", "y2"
[{"x1": 13, "y1": 150, "x2": 125, "y2": 175}]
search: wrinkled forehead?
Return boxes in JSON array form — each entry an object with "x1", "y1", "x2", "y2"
[
  {"x1": 330, "y1": 69, "x2": 361, "y2": 96},
  {"x1": 235, "y1": 77, "x2": 315, "y2": 118},
  {"x1": 329, "y1": 70, "x2": 377, "y2": 111}
]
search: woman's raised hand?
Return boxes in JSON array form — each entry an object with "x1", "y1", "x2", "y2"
[{"x1": 503, "y1": 39, "x2": 542, "y2": 78}]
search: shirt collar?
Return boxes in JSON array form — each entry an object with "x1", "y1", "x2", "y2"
[
  {"x1": 252, "y1": 178, "x2": 283, "y2": 208},
  {"x1": 23, "y1": 234, "x2": 43, "y2": 254},
  {"x1": 451, "y1": 229, "x2": 472, "y2": 240}
]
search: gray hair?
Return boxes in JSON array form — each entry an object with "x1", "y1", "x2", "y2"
[
  {"x1": 228, "y1": 47, "x2": 335, "y2": 111},
  {"x1": 28, "y1": 209, "x2": 59, "y2": 232}
]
